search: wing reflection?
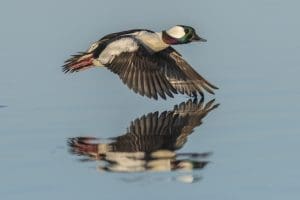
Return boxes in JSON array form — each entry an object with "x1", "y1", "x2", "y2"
[{"x1": 68, "y1": 99, "x2": 219, "y2": 178}]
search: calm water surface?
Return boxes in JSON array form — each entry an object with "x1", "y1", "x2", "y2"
[{"x1": 0, "y1": 0, "x2": 300, "y2": 199}]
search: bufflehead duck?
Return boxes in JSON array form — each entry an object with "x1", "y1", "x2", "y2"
[{"x1": 63, "y1": 25, "x2": 218, "y2": 100}]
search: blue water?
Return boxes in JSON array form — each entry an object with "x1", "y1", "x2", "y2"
[{"x1": 1, "y1": 0, "x2": 300, "y2": 199}]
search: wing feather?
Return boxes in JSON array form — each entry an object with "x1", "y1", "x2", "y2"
[
  {"x1": 143, "y1": 70, "x2": 151, "y2": 98},
  {"x1": 137, "y1": 68, "x2": 144, "y2": 96},
  {"x1": 147, "y1": 71, "x2": 158, "y2": 100},
  {"x1": 151, "y1": 71, "x2": 164, "y2": 99}
]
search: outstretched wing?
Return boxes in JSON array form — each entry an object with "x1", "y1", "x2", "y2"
[
  {"x1": 103, "y1": 37, "x2": 217, "y2": 99},
  {"x1": 106, "y1": 45, "x2": 178, "y2": 100}
]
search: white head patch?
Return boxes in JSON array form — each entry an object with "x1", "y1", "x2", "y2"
[{"x1": 166, "y1": 26, "x2": 185, "y2": 39}]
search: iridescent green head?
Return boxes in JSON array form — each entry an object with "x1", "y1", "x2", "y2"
[{"x1": 162, "y1": 25, "x2": 206, "y2": 45}]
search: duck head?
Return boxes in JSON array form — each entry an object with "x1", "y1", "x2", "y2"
[{"x1": 162, "y1": 25, "x2": 206, "y2": 45}]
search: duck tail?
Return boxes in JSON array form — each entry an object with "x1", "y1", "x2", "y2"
[
  {"x1": 62, "y1": 52, "x2": 94, "y2": 73},
  {"x1": 68, "y1": 137, "x2": 98, "y2": 156}
]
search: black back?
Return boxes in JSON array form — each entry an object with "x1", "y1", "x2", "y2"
[
  {"x1": 100, "y1": 29, "x2": 154, "y2": 40},
  {"x1": 92, "y1": 29, "x2": 154, "y2": 58}
]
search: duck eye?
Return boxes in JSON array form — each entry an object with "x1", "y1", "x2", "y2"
[{"x1": 184, "y1": 28, "x2": 190, "y2": 34}]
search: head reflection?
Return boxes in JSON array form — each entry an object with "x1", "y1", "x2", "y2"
[{"x1": 68, "y1": 99, "x2": 219, "y2": 176}]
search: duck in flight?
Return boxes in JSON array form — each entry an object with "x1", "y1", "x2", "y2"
[{"x1": 63, "y1": 25, "x2": 218, "y2": 100}]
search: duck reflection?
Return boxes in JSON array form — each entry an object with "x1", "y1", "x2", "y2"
[{"x1": 68, "y1": 99, "x2": 219, "y2": 178}]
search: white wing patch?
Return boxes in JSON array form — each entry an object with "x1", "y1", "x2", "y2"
[{"x1": 98, "y1": 37, "x2": 139, "y2": 64}]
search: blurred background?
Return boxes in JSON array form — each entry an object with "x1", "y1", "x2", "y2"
[{"x1": 0, "y1": 0, "x2": 299, "y2": 199}]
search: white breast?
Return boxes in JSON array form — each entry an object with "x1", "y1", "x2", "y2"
[{"x1": 98, "y1": 37, "x2": 139, "y2": 65}]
